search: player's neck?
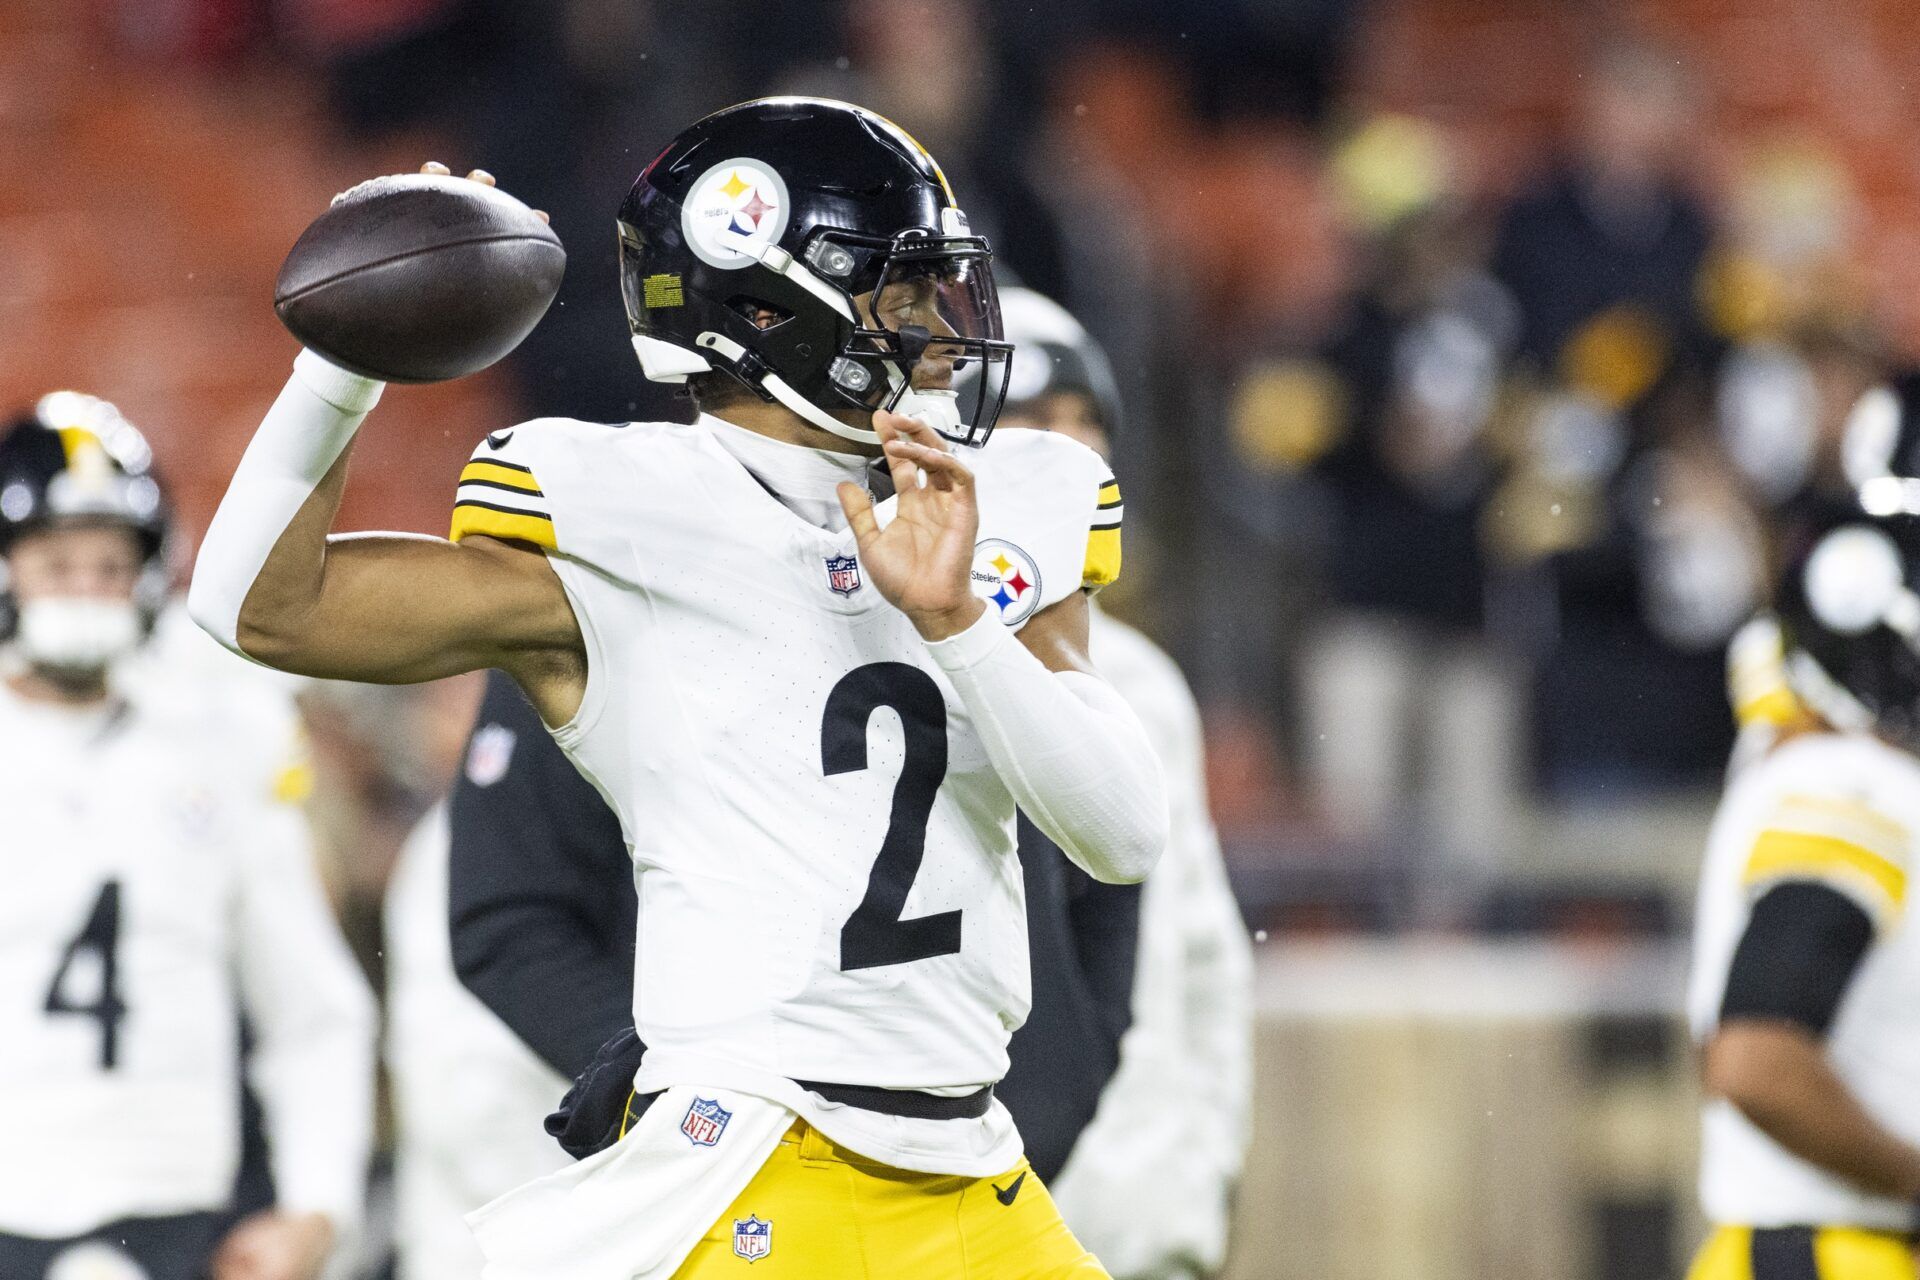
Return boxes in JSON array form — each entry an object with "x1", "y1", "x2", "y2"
[
  {"x1": 704, "y1": 399, "x2": 879, "y2": 458},
  {"x1": 8, "y1": 667, "x2": 112, "y2": 708}
]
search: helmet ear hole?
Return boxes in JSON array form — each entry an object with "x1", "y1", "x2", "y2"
[
  {"x1": 1806, "y1": 524, "x2": 1906, "y2": 635},
  {"x1": 724, "y1": 297, "x2": 792, "y2": 330}
]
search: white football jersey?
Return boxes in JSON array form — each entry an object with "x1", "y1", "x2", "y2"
[
  {"x1": 0, "y1": 668, "x2": 374, "y2": 1237},
  {"x1": 386, "y1": 806, "x2": 571, "y2": 1280},
  {"x1": 448, "y1": 414, "x2": 1116, "y2": 1176},
  {"x1": 1051, "y1": 606, "x2": 1253, "y2": 1279},
  {"x1": 1688, "y1": 731, "x2": 1920, "y2": 1230}
]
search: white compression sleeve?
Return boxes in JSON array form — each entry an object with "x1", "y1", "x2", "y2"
[
  {"x1": 188, "y1": 350, "x2": 385, "y2": 656},
  {"x1": 927, "y1": 609, "x2": 1169, "y2": 884}
]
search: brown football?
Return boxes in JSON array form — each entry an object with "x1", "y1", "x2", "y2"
[{"x1": 273, "y1": 174, "x2": 565, "y2": 383}]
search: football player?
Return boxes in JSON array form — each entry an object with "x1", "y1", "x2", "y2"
[
  {"x1": 977, "y1": 289, "x2": 1254, "y2": 1280},
  {"x1": 386, "y1": 801, "x2": 576, "y2": 1280},
  {"x1": 188, "y1": 98, "x2": 1168, "y2": 1278},
  {"x1": 1686, "y1": 501, "x2": 1920, "y2": 1278},
  {"x1": 0, "y1": 395, "x2": 376, "y2": 1280}
]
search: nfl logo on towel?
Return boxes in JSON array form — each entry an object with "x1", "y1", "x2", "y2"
[
  {"x1": 825, "y1": 553, "x2": 861, "y2": 596},
  {"x1": 732, "y1": 1215, "x2": 772, "y2": 1263},
  {"x1": 680, "y1": 1096, "x2": 731, "y2": 1146}
]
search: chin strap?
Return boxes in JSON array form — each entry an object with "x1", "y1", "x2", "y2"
[{"x1": 638, "y1": 327, "x2": 970, "y2": 446}]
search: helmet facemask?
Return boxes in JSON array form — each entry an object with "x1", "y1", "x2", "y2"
[
  {"x1": 622, "y1": 220, "x2": 1012, "y2": 448},
  {"x1": 817, "y1": 230, "x2": 1012, "y2": 447}
]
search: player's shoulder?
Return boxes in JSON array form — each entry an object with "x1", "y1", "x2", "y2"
[
  {"x1": 452, "y1": 417, "x2": 702, "y2": 555},
  {"x1": 1758, "y1": 731, "x2": 1920, "y2": 801},
  {"x1": 962, "y1": 429, "x2": 1124, "y2": 621},
  {"x1": 972, "y1": 422, "x2": 1109, "y2": 479},
  {"x1": 1089, "y1": 608, "x2": 1185, "y2": 697},
  {"x1": 1089, "y1": 606, "x2": 1201, "y2": 743},
  {"x1": 1729, "y1": 730, "x2": 1920, "y2": 927},
  {"x1": 467, "y1": 416, "x2": 694, "y2": 470}
]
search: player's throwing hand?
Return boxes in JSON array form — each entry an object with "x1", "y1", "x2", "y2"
[{"x1": 838, "y1": 410, "x2": 986, "y2": 641}]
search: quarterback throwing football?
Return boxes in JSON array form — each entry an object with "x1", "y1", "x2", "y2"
[{"x1": 190, "y1": 98, "x2": 1168, "y2": 1278}]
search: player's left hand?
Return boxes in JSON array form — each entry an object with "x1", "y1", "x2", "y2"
[
  {"x1": 839, "y1": 410, "x2": 986, "y2": 640},
  {"x1": 210, "y1": 1210, "x2": 334, "y2": 1280}
]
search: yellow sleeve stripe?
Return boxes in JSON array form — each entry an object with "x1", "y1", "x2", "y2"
[
  {"x1": 1083, "y1": 526, "x2": 1122, "y2": 589},
  {"x1": 460, "y1": 460, "x2": 544, "y2": 494},
  {"x1": 272, "y1": 760, "x2": 314, "y2": 806},
  {"x1": 1772, "y1": 793, "x2": 1909, "y2": 856},
  {"x1": 1742, "y1": 829, "x2": 1907, "y2": 914},
  {"x1": 1734, "y1": 684, "x2": 1802, "y2": 728},
  {"x1": 1097, "y1": 481, "x2": 1122, "y2": 506},
  {"x1": 450, "y1": 501, "x2": 557, "y2": 550}
]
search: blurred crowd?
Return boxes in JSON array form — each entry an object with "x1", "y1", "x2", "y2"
[{"x1": 55, "y1": 0, "x2": 1920, "y2": 931}]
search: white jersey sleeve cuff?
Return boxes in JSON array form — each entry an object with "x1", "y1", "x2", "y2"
[{"x1": 186, "y1": 352, "x2": 384, "y2": 655}]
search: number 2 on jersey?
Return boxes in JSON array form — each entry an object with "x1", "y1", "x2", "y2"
[
  {"x1": 45, "y1": 879, "x2": 127, "y2": 1069},
  {"x1": 823, "y1": 664, "x2": 963, "y2": 971}
]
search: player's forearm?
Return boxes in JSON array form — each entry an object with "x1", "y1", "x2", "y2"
[
  {"x1": 928, "y1": 610, "x2": 1169, "y2": 883},
  {"x1": 189, "y1": 351, "x2": 382, "y2": 662},
  {"x1": 1707, "y1": 1021, "x2": 1920, "y2": 1199}
]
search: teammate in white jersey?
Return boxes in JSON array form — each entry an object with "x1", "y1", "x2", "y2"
[
  {"x1": 974, "y1": 289, "x2": 1254, "y2": 1279},
  {"x1": 1687, "y1": 501, "x2": 1920, "y2": 1279},
  {"x1": 0, "y1": 395, "x2": 375, "y2": 1280},
  {"x1": 386, "y1": 803, "x2": 573, "y2": 1280},
  {"x1": 189, "y1": 98, "x2": 1168, "y2": 1278}
]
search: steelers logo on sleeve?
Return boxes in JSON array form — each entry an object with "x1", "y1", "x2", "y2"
[{"x1": 970, "y1": 538, "x2": 1043, "y2": 626}]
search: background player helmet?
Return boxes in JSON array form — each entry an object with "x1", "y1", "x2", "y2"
[
  {"x1": 1775, "y1": 502, "x2": 1920, "y2": 749},
  {"x1": 1842, "y1": 370, "x2": 1920, "y2": 506},
  {"x1": 0, "y1": 392, "x2": 171, "y2": 662},
  {"x1": 617, "y1": 96, "x2": 1012, "y2": 447},
  {"x1": 972, "y1": 286, "x2": 1124, "y2": 440}
]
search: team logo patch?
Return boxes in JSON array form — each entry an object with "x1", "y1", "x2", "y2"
[
  {"x1": 732, "y1": 1215, "x2": 772, "y2": 1263},
  {"x1": 825, "y1": 552, "x2": 862, "y2": 596},
  {"x1": 680, "y1": 1096, "x2": 731, "y2": 1146},
  {"x1": 681, "y1": 158, "x2": 791, "y2": 270},
  {"x1": 970, "y1": 538, "x2": 1043, "y2": 625},
  {"x1": 465, "y1": 723, "x2": 517, "y2": 788}
]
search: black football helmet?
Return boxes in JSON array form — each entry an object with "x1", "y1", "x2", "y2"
[
  {"x1": 617, "y1": 97, "x2": 1012, "y2": 447},
  {"x1": 0, "y1": 392, "x2": 171, "y2": 628},
  {"x1": 974, "y1": 286, "x2": 1123, "y2": 438},
  {"x1": 1775, "y1": 501, "x2": 1920, "y2": 748}
]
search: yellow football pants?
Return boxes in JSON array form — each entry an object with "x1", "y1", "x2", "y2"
[
  {"x1": 1687, "y1": 1226, "x2": 1916, "y2": 1279},
  {"x1": 673, "y1": 1121, "x2": 1108, "y2": 1278}
]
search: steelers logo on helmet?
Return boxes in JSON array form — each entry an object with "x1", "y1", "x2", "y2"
[
  {"x1": 971, "y1": 538, "x2": 1043, "y2": 626},
  {"x1": 681, "y1": 158, "x2": 792, "y2": 270}
]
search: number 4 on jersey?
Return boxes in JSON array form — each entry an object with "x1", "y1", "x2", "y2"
[{"x1": 44, "y1": 879, "x2": 127, "y2": 1069}]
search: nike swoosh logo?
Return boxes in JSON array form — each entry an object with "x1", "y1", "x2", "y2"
[
  {"x1": 992, "y1": 1171, "x2": 1026, "y2": 1206},
  {"x1": 486, "y1": 430, "x2": 514, "y2": 450}
]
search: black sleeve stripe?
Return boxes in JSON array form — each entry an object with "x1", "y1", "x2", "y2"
[
  {"x1": 1090, "y1": 516, "x2": 1123, "y2": 531},
  {"x1": 458, "y1": 476, "x2": 547, "y2": 499},
  {"x1": 453, "y1": 496, "x2": 553, "y2": 521},
  {"x1": 1096, "y1": 496, "x2": 1123, "y2": 510},
  {"x1": 1719, "y1": 881, "x2": 1874, "y2": 1036},
  {"x1": 469, "y1": 457, "x2": 536, "y2": 476}
]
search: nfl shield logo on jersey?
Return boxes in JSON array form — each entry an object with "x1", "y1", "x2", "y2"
[
  {"x1": 825, "y1": 553, "x2": 862, "y2": 596},
  {"x1": 680, "y1": 1096, "x2": 731, "y2": 1146},
  {"x1": 732, "y1": 1215, "x2": 772, "y2": 1263}
]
